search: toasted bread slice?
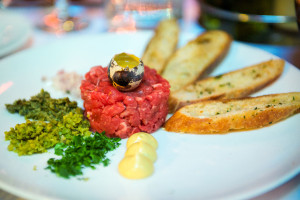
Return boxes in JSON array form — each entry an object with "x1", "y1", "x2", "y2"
[
  {"x1": 164, "y1": 92, "x2": 300, "y2": 134},
  {"x1": 168, "y1": 59, "x2": 285, "y2": 113},
  {"x1": 142, "y1": 19, "x2": 179, "y2": 74},
  {"x1": 161, "y1": 30, "x2": 232, "y2": 92}
]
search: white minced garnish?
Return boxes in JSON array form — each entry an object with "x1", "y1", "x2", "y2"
[{"x1": 50, "y1": 70, "x2": 83, "y2": 98}]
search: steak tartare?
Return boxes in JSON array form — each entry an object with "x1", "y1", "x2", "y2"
[{"x1": 80, "y1": 66, "x2": 170, "y2": 138}]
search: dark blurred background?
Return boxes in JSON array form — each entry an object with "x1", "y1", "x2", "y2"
[
  {"x1": 198, "y1": 0, "x2": 300, "y2": 67},
  {"x1": 5, "y1": 0, "x2": 300, "y2": 67},
  {"x1": 199, "y1": 0, "x2": 299, "y2": 45}
]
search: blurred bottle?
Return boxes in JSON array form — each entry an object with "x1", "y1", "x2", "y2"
[{"x1": 199, "y1": 0, "x2": 299, "y2": 45}]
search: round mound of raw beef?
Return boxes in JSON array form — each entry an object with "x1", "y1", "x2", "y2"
[{"x1": 80, "y1": 66, "x2": 170, "y2": 138}]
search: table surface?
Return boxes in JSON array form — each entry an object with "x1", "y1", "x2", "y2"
[{"x1": 0, "y1": 1, "x2": 299, "y2": 199}]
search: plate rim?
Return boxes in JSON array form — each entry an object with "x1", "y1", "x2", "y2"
[
  {"x1": 0, "y1": 31, "x2": 299, "y2": 200},
  {"x1": 0, "y1": 10, "x2": 32, "y2": 57}
]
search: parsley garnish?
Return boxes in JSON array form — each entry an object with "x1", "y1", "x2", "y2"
[
  {"x1": 46, "y1": 132, "x2": 121, "y2": 179},
  {"x1": 6, "y1": 90, "x2": 122, "y2": 178}
]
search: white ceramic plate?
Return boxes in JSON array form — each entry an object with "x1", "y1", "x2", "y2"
[
  {"x1": 0, "y1": 10, "x2": 31, "y2": 57},
  {"x1": 0, "y1": 31, "x2": 299, "y2": 200}
]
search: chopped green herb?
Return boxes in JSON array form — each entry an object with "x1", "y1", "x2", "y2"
[
  {"x1": 46, "y1": 132, "x2": 121, "y2": 179},
  {"x1": 254, "y1": 107, "x2": 258, "y2": 110},
  {"x1": 4, "y1": 111, "x2": 91, "y2": 155},
  {"x1": 204, "y1": 88, "x2": 214, "y2": 94},
  {"x1": 58, "y1": 112, "x2": 91, "y2": 144},
  {"x1": 5, "y1": 120, "x2": 59, "y2": 155},
  {"x1": 215, "y1": 75, "x2": 223, "y2": 79},
  {"x1": 219, "y1": 82, "x2": 233, "y2": 88},
  {"x1": 269, "y1": 122, "x2": 273, "y2": 124},
  {"x1": 5, "y1": 89, "x2": 81, "y2": 121},
  {"x1": 77, "y1": 177, "x2": 90, "y2": 181},
  {"x1": 266, "y1": 105, "x2": 272, "y2": 108},
  {"x1": 5, "y1": 90, "x2": 121, "y2": 179},
  {"x1": 293, "y1": 96, "x2": 295, "y2": 101}
]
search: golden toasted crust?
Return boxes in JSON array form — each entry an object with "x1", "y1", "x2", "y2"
[
  {"x1": 168, "y1": 59, "x2": 285, "y2": 113},
  {"x1": 142, "y1": 19, "x2": 179, "y2": 74},
  {"x1": 164, "y1": 93, "x2": 300, "y2": 134},
  {"x1": 162, "y1": 30, "x2": 232, "y2": 92}
]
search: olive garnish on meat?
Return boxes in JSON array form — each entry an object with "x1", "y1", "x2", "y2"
[{"x1": 108, "y1": 52, "x2": 144, "y2": 91}]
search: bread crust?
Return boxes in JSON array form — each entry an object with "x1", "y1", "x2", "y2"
[
  {"x1": 164, "y1": 93, "x2": 300, "y2": 134},
  {"x1": 168, "y1": 59, "x2": 285, "y2": 113},
  {"x1": 142, "y1": 19, "x2": 179, "y2": 74},
  {"x1": 162, "y1": 30, "x2": 232, "y2": 92}
]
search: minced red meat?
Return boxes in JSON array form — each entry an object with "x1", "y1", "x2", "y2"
[{"x1": 80, "y1": 66, "x2": 170, "y2": 138}]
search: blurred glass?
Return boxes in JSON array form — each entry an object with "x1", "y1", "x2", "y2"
[
  {"x1": 0, "y1": 0, "x2": 12, "y2": 8},
  {"x1": 296, "y1": 0, "x2": 300, "y2": 29},
  {"x1": 105, "y1": 0, "x2": 182, "y2": 32},
  {"x1": 39, "y1": 0, "x2": 89, "y2": 33},
  {"x1": 198, "y1": 0, "x2": 299, "y2": 45}
]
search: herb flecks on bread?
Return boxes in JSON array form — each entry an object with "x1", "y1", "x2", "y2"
[
  {"x1": 162, "y1": 30, "x2": 232, "y2": 92},
  {"x1": 168, "y1": 59, "x2": 285, "y2": 112},
  {"x1": 165, "y1": 93, "x2": 300, "y2": 134}
]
